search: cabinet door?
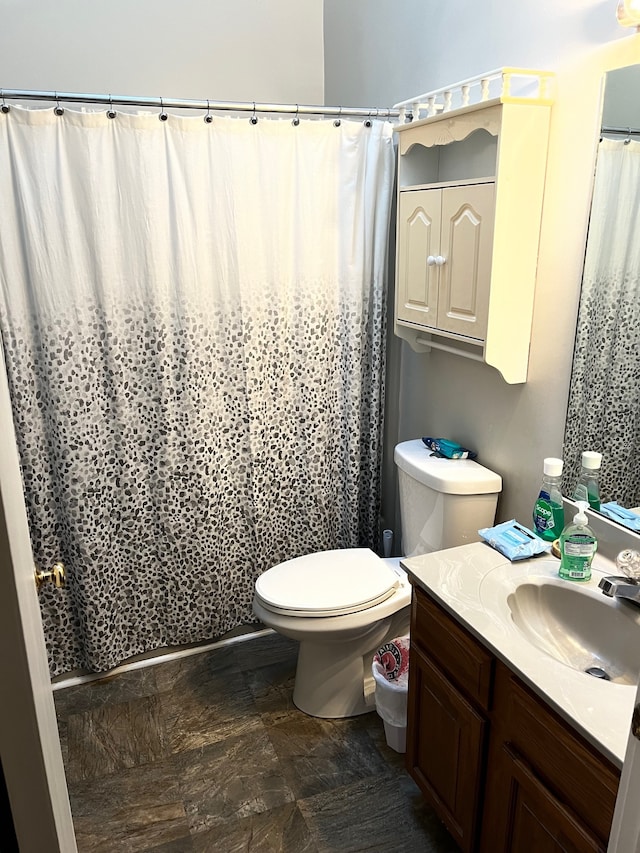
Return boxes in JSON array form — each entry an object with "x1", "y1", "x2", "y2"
[
  {"x1": 492, "y1": 663, "x2": 618, "y2": 845},
  {"x1": 487, "y1": 745, "x2": 605, "y2": 853},
  {"x1": 438, "y1": 183, "x2": 495, "y2": 339},
  {"x1": 396, "y1": 189, "x2": 441, "y2": 328},
  {"x1": 406, "y1": 643, "x2": 487, "y2": 853}
]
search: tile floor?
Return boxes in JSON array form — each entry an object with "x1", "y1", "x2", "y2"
[{"x1": 54, "y1": 629, "x2": 459, "y2": 852}]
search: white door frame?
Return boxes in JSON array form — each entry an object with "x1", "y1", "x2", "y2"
[
  {"x1": 608, "y1": 696, "x2": 640, "y2": 852},
  {"x1": 0, "y1": 347, "x2": 77, "y2": 852}
]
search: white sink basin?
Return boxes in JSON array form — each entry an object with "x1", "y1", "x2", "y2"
[{"x1": 479, "y1": 560, "x2": 640, "y2": 685}]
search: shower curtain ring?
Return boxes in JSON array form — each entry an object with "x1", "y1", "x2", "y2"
[
  {"x1": 334, "y1": 106, "x2": 342, "y2": 127},
  {"x1": 250, "y1": 102, "x2": 258, "y2": 125},
  {"x1": 204, "y1": 99, "x2": 213, "y2": 124},
  {"x1": 292, "y1": 104, "x2": 300, "y2": 127},
  {"x1": 625, "y1": 127, "x2": 632, "y2": 144},
  {"x1": 364, "y1": 110, "x2": 372, "y2": 128},
  {"x1": 54, "y1": 92, "x2": 64, "y2": 116},
  {"x1": 0, "y1": 90, "x2": 9, "y2": 114},
  {"x1": 107, "y1": 95, "x2": 116, "y2": 120},
  {"x1": 159, "y1": 98, "x2": 168, "y2": 122}
]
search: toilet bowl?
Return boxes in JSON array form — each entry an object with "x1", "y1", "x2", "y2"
[
  {"x1": 253, "y1": 548, "x2": 411, "y2": 718},
  {"x1": 253, "y1": 439, "x2": 502, "y2": 719}
]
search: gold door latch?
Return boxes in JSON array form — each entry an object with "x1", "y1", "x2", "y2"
[{"x1": 34, "y1": 562, "x2": 66, "y2": 590}]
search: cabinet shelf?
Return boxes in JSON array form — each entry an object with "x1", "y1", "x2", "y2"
[
  {"x1": 401, "y1": 176, "x2": 495, "y2": 193},
  {"x1": 393, "y1": 70, "x2": 554, "y2": 384}
]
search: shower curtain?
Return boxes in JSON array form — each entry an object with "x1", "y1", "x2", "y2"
[
  {"x1": 563, "y1": 138, "x2": 640, "y2": 506},
  {"x1": 0, "y1": 105, "x2": 395, "y2": 676}
]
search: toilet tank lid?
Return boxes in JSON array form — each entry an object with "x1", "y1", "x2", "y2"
[{"x1": 394, "y1": 440, "x2": 502, "y2": 495}]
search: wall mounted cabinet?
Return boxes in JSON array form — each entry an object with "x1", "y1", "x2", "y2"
[{"x1": 393, "y1": 69, "x2": 554, "y2": 383}]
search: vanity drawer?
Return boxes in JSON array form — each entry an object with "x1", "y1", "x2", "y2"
[
  {"x1": 411, "y1": 585, "x2": 494, "y2": 710},
  {"x1": 494, "y1": 662, "x2": 620, "y2": 845}
]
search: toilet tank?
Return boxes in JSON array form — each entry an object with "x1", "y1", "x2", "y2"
[{"x1": 394, "y1": 440, "x2": 502, "y2": 557}]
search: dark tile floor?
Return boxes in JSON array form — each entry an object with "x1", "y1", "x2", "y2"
[{"x1": 54, "y1": 630, "x2": 459, "y2": 852}]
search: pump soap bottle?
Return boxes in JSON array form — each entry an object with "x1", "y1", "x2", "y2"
[
  {"x1": 533, "y1": 457, "x2": 564, "y2": 542},
  {"x1": 559, "y1": 501, "x2": 597, "y2": 582}
]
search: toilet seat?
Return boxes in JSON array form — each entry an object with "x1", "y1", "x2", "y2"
[{"x1": 255, "y1": 548, "x2": 400, "y2": 617}]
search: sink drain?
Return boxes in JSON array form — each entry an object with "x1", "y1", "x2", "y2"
[{"x1": 585, "y1": 666, "x2": 610, "y2": 680}]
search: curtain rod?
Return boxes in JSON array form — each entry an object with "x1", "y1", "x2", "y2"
[
  {"x1": 0, "y1": 88, "x2": 405, "y2": 121},
  {"x1": 601, "y1": 124, "x2": 640, "y2": 136}
]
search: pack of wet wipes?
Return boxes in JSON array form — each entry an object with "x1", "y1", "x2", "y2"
[
  {"x1": 422, "y1": 437, "x2": 477, "y2": 460},
  {"x1": 478, "y1": 519, "x2": 551, "y2": 561}
]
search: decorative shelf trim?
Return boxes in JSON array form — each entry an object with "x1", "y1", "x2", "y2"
[
  {"x1": 397, "y1": 103, "x2": 503, "y2": 150},
  {"x1": 394, "y1": 67, "x2": 555, "y2": 124}
]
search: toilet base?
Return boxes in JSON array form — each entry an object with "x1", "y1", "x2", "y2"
[{"x1": 290, "y1": 607, "x2": 410, "y2": 718}]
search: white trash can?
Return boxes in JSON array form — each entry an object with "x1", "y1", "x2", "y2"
[{"x1": 372, "y1": 636, "x2": 410, "y2": 753}]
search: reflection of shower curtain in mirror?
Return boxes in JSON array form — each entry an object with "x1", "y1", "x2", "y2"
[
  {"x1": 0, "y1": 107, "x2": 394, "y2": 676},
  {"x1": 563, "y1": 138, "x2": 640, "y2": 507}
]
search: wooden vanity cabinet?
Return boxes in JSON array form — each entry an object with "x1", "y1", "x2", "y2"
[
  {"x1": 406, "y1": 583, "x2": 494, "y2": 851},
  {"x1": 406, "y1": 583, "x2": 621, "y2": 853},
  {"x1": 481, "y1": 662, "x2": 620, "y2": 853}
]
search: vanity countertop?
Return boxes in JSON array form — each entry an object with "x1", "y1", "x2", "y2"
[{"x1": 401, "y1": 541, "x2": 638, "y2": 768}]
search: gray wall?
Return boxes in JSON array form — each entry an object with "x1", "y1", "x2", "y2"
[
  {"x1": 323, "y1": 1, "x2": 624, "y2": 113},
  {"x1": 1, "y1": 0, "x2": 637, "y2": 552},
  {"x1": 0, "y1": 0, "x2": 324, "y2": 103},
  {"x1": 603, "y1": 64, "x2": 640, "y2": 127},
  {"x1": 324, "y1": 0, "x2": 638, "y2": 549}
]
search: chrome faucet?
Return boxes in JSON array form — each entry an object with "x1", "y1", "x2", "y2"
[
  {"x1": 598, "y1": 549, "x2": 640, "y2": 604},
  {"x1": 598, "y1": 575, "x2": 640, "y2": 603}
]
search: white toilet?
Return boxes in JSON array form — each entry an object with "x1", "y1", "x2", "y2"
[{"x1": 252, "y1": 439, "x2": 502, "y2": 718}]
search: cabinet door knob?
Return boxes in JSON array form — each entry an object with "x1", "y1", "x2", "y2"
[
  {"x1": 427, "y1": 255, "x2": 436, "y2": 266},
  {"x1": 435, "y1": 255, "x2": 446, "y2": 266}
]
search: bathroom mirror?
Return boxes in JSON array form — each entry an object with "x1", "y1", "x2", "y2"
[{"x1": 562, "y1": 63, "x2": 640, "y2": 524}]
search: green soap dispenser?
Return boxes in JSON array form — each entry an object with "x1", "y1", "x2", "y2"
[{"x1": 559, "y1": 501, "x2": 597, "y2": 582}]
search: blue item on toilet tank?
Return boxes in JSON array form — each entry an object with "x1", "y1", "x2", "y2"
[{"x1": 422, "y1": 437, "x2": 477, "y2": 459}]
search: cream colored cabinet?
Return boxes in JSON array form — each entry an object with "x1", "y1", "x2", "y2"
[
  {"x1": 397, "y1": 182, "x2": 495, "y2": 340},
  {"x1": 393, "y1": 70, "x2": 554, "y2": 384}
]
